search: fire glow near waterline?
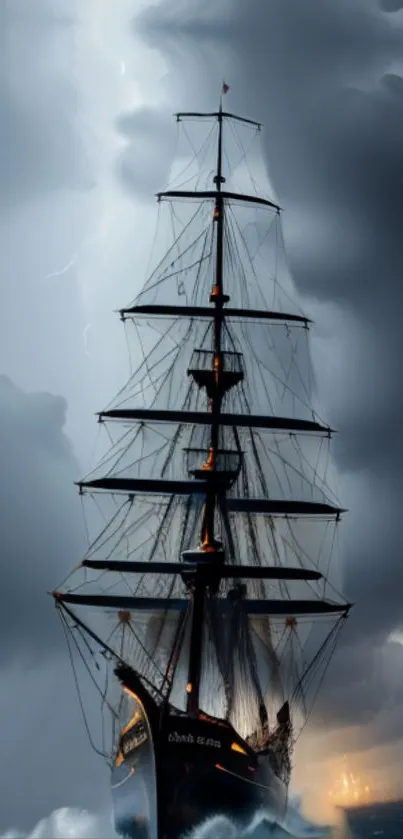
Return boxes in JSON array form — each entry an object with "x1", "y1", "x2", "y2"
[{"x1": 327, "y1": 756, "x2": 370, "y2": 806}]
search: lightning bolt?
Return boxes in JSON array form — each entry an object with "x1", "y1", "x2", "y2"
[
  {"x1": 44, "y1": 251, "x2": 80, "y2": 281},
  {"x1": 44, "y1": 210, "x2": 114, "y2": 282},
  {"x1": 42, "y1": 4, "x2": 134, "y2": 358},
  {"x1": 43, "y1": 210, "x2": 115, "y2": 358}
]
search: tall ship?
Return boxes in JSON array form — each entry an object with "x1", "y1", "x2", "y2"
[{"x1": 52, "y1": 88, "x2": 351, "y2": 839}]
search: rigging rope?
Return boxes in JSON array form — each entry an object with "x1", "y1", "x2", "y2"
[{"x1": 60, "y1": 608, "x2": 112, "y2": 762}]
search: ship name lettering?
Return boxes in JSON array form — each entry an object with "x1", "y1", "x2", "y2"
[
  {"x1": 196, "y1": 736, "x2": 221, "y2": 748},
  {"x1": 167, "y1": 731, "x2": 221, "y2": 748},
  {"x1": 168, "y1": 731, "x2": 195, "y2": 744}
]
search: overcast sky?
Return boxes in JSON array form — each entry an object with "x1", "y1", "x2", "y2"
[{"x1": 2, "y1": 0, "x2": 403, "y2": 833}]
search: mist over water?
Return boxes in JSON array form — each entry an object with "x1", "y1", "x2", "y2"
[
  {"x1": 1, "y1": 797, "x2": 346, "y2": 839},
  {"x1": 0, "y1": 808, "x2": 116, "y2": 839}
]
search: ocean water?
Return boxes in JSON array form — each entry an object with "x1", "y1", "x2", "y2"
[
  {"x1": 6, "y1": 797, "x2": 403, "y2": 838},
  {"x1": 0, "y1": 796, "x2": 346, "y2": 839},
  {"x1": 342, "y1": 799, "x2": 403, "y2": 839},
  {"x1": 6, "y1": 799, "x2": 403, "y2": 839}
]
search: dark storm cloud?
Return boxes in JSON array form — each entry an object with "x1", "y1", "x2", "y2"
[
  {"x1": 116, "y1": 106, "x2": 176, "y2": 199},
  {"x1": 0, "y1": 661, "x2": 107, "y2": 833},
  {"x1": 1, "y1": 1, "x2": 91, "y2": 213},
  {"x1": 0, "y1": 376, "x2": 107, "y2": 830},
  {"x1": 379, "y1": 0, "x2": 403, "y2": 10},
  {"x1": 138, "y1": 0, "x2": 403, "y2": 738},
  {"x1": 0, "y1": 2, "x2": 111, "y2": 828},
  {"x1": 0, "y1": 375, "x2": 83, "y2": 662}
]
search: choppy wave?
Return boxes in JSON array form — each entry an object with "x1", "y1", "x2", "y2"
[
  {"x1": 0, "y1": 796, "x2": 344, "y2": 839},
  {"x1": 187, "y1": 796, "x2": 337, "y2": 839}
]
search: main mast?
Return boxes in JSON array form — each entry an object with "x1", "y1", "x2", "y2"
[
  {"x1": 187, "y1": 100, "x2": 227, "y2": 716},
  {"x1": 201, "y1": 100, "x2": 225, "y2": 546}
]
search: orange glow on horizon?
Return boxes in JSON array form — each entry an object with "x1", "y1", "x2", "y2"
[{"x1": 290, "y1": 729, "x2": 403, "y2": 826}]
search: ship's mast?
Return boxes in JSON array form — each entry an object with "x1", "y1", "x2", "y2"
[
  {"x1": 201, "y1": 100, "x2": 225, "y2": 547},
  {"x1": 52, "y1": 100, "x2": 351, "y2": 727},
  {"x1": 187, "y1": 102, "x2": 226, "y2": 716}
]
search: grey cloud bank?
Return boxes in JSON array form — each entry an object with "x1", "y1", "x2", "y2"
[
  {"x1": 380, "y1": 0, "x2": 403, "y2": 10},
  {"x1": 116, "y1": 106, "x2": 176, "y2": 199},
  {"x1": 0, "y1": 2, "x2": 109, "y2": 830},
  {"x1": 0, "y1": 376, "x2": 80, "y2": 660},
  {"x1": 0, "y1": 377, "x2": 106, "y2": 830},
  {"x1": 0, "y1": 2, "x2": 91, "y2": 213},
  {"x1": 0, "y1": 0, "x2": 100, "y2": 465}
]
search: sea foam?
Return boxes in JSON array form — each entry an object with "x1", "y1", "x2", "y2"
[{"x1": 0, "y1": 796, "x2": 343, "y2": 839}]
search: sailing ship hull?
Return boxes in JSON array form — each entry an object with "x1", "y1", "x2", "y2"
[{"x1": 112, "y1": 685, "x2": 287, "y2": 839}]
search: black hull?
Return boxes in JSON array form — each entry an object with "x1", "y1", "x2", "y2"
[
  {"x1": 112, "y1": 679, "x2": 287, "y2": 839},
  {"x1": 157, "y1": 720, "x2": 287, "y2": 838}
]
